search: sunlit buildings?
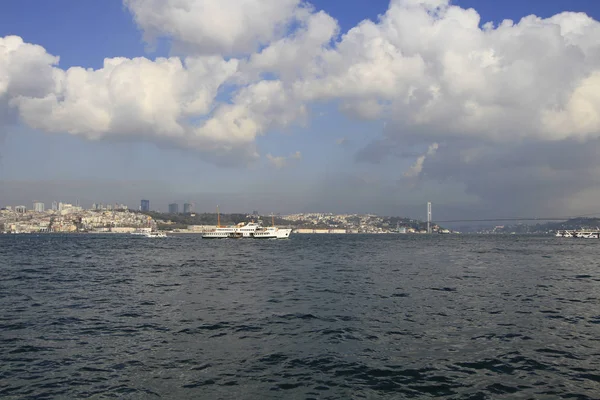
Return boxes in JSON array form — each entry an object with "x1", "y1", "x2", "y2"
[{"x1": 33, "y1": 201, "x2": 45, "y2": 213}]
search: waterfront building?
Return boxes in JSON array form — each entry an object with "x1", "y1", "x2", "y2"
[
  {"x1": 33, "y1": 201, "x2": 45, "y2": 213},
  {"x1": 141, "y1": 199, "x2": 150, "y2": 212},
  {"x1": 168, "y1": 203, "x2": 179, "y2": 214}
]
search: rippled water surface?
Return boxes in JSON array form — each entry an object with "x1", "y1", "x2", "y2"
[{"x1": 2, "y1": 234, "x2": 600, "y2": 399}]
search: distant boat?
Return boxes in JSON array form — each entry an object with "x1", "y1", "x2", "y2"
[
  {"x1": 143, "y1": 231, "x2": 167, "y2": 238},
  {"x1": 555, "y1": 229, "x2": 599, "y2": 238}
]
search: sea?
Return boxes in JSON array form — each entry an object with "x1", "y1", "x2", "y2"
[{"x1": 1, "y1": 233, "x2": 599, "y2": 399}]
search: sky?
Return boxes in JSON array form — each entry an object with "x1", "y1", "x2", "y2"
[{"x1": 1, "y1": 0, "x2": 600, "y2": 221}]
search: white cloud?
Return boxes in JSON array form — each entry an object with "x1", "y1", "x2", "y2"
[
  {"x1": 266, "y1": 154, "x2": 287, "y2": 169},
  {"x1": 124, "y1": 0, "x2": 305, "y2": 55},
  {"x1": 3, "y1": 0, "x2": 600, "y2": 172},
  {"x1": 266, "y1": 151, "x2": 302, "y2": 168},
  {"x1": 245, "y1": 10, "x2": 339, "y2": 81},
  {"x1": 0, "y1": 36, "x2": 59, "y2": 98},
  {"x1": 258, "y1": 0, "x2": 600, "y2": 146},
  {"x1": 0, "y1": 36, "x2": 60, "y2": 127},
  {"x1": 12, "y1": 55, "x2": 248, "y2": 157},
  {"x1": 404, "y1": 142, "x2": 438, "y2": 177}
]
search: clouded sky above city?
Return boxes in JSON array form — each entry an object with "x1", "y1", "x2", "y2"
[{"x1": 1, "y1": 0, "x2": 600, "y2": 220}]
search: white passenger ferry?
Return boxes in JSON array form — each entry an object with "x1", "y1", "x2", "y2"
[
  {"x1": 202, "y1": 210, "x2": 292, "y2": 239},
  {"x1": 555, "y1": 230, "x2": 600, "y2": 239}
]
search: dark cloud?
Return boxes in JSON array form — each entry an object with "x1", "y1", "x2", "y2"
[{"x1": 420, "y1": 138, "x2": 600, "y2": 218}]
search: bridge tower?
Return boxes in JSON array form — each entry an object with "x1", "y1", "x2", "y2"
[{"x1": 427, "y1": 202, "x2": 432, "y2": 234}]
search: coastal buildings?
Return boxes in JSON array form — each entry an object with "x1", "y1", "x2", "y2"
[
  {"x1": 141, "y1": 199, "x2": 150, "y2": 212},
  {"x1": 0, "y1": 199, "x2": 447, "y2": 235},
  {"x1": 0, "y1": 207, "x2": 155, "y2": 234}
]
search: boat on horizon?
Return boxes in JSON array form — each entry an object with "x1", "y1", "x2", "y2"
[
  {"x1": 143, "y1": 231, "x2": 167, "y2": 238},
  {"x1": 555, "y1": 229, "x2": 599, "y2": 238}
]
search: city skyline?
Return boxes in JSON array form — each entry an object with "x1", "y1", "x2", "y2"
[
  {"x1": 2, "y1": 0, "x2": 600, "y2": 219},
  {"x1": 0, "y1": 198, "x2": 201, "y2": 214}
]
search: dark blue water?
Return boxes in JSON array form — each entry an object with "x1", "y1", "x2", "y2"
[{"x1": 1, "y1": 234, "x2": 600, "y2": 399}]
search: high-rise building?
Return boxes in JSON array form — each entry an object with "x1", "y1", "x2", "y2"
[
  {"x1": 183, "y1": 203, "x2": 193, "y2": 213},
  {"x1": 141, "y1": 199, "x2": 150, "y2": 212},
  {"x1": 33, "y1": 201, "x2": 45, "y2": 213},
  {"x1": 168, "y1": 203, "x2": 179, "y2": 214},
  {"x1": 51, "y1": 201, "x2": 58, "y2": 211}
]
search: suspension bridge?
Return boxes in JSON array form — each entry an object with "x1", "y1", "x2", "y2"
[{"x1": 424, "y1": 203, "x2": 600, "y2": 228}]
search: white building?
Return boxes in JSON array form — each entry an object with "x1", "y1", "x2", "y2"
[{"x1": 33, "y1": 201, "x2": 45, "y2": 213}]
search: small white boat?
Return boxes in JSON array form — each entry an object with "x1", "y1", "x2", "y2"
[{"x1": 144, "y1": 231, "x2": 167, "y2": 238}]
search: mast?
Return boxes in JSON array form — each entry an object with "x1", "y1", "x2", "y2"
[
  {"x1": 217, "y1": 205, "x2": 220, "y2": 227},
  {"x1": 272, "y1": 213, "x2": 274, "y2": 227}
]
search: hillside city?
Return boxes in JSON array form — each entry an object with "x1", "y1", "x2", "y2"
[
  {"x1": 0, "y1": 199, "x2": 449, "y2": 234},
  {"x1": 1, "y1": 199, "x2": 596, "y2": 235}
]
